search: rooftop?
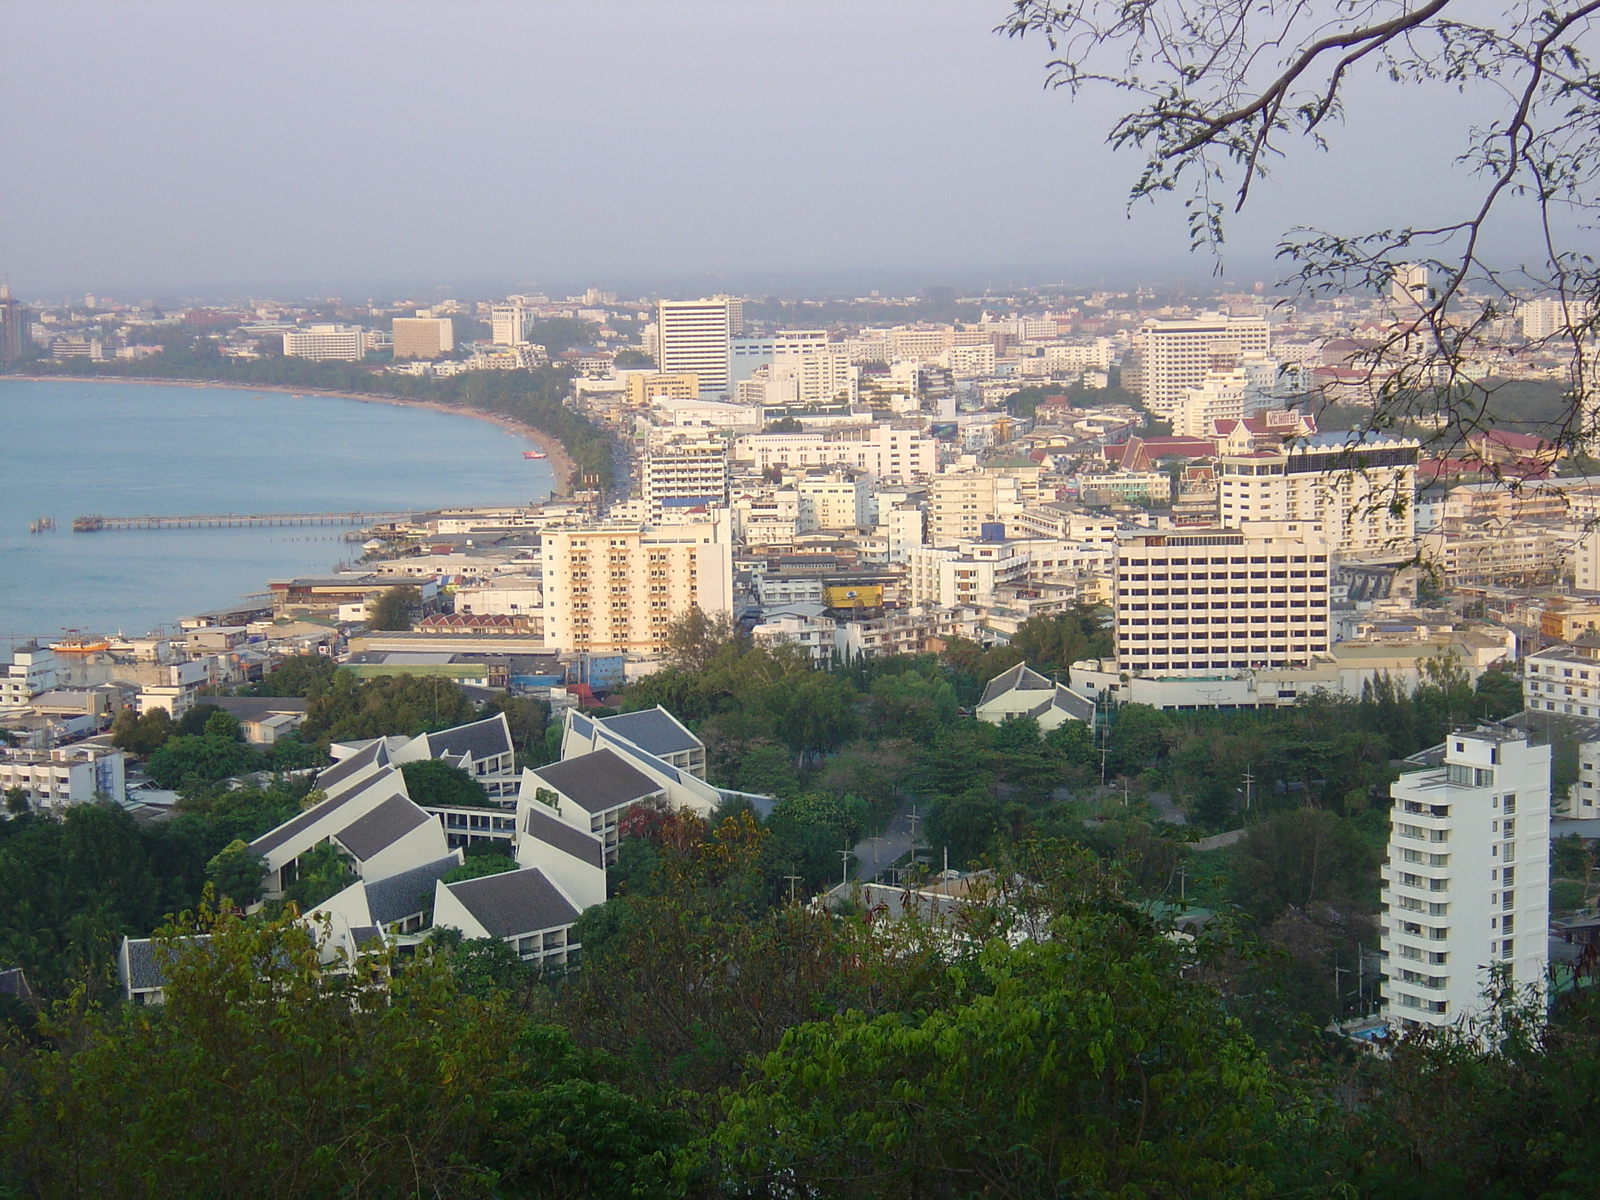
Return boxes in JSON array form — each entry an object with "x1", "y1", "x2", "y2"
[{"x1": 441, "y1": 867, "x2": 580, "y2": 938}]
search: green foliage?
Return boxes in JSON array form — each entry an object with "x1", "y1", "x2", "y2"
[
  {"x1": 143, "y1": 733, "x2": 264, "y2": 791},
  {"x1": 441, "y1": 854, "x2": 519, "y2": 884},
  {"x1": 1106, "y1": 703, "x2": 1172, "y2": 776},
  {"x1": 400, "y1": 758, "x2": 492, "y2": 808},
  {"x1": 282, "y1": 841, "x2": 357, "y2": 912},
  {"x1": 174, "y1": 703, "x2": 225, "y2": 738},
  {"x1": 766, "y1": 791, "x2": 870, "y2": 890},
  {"x1": 1227, "y1": 808, "x2": 1380, "y2": 923},
  {"x1": 204, "y1": 839, "x2": 266, "y2": 907},
  {"x1": 366, "y1": 583, "x2": 418, "y2": 631},
  {"x1": 527, "y1": 317, "x2": 597, "y2": 355},
  {"x1": 108, "y1": 706, "x2": 173, "y2": 756},
  {"x1": 301, "y1": 669, "x2": 473, "y2": 745},
  {"x1": 265, "y1": 731, "x2": 324, "y2": 773},
  {"x1": 241, "y1": 653, "x2": 336, "y2": 697}
]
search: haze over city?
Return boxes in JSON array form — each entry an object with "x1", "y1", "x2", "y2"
[{"x1": 0, "y1": 0, "x2": 1547, "y2": 297}]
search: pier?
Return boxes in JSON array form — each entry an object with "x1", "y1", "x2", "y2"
[{"x1": 71, "y1": 510, "x2": 416, "y2": 532}]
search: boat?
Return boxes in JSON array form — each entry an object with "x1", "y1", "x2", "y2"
[
  {"x1": 28, "y1": 517, "x2": 54, "y2": 533},
  {"x1": 52, "y1": 632, "x2": 110, "y2": 654},
  {"x1": 523, "y1": 450, "x2": 548, "y2": 460}
]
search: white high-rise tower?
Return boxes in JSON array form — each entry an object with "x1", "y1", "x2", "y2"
[{"x1": 656, "y1": 299, "x2": 733, "y2": 395}]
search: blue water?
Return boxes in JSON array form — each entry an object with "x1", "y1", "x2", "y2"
[{"x1": 0, "y1": 380, "x2": 554, "y2": 640}]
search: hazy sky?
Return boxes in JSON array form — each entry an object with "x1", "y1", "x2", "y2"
[{"x1": 0, "y1": 0, "x2": 1538, "y2": 298}]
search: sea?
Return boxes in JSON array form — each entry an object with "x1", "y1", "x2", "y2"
[{"x1": 0, "y1": 379, "x2": 555, "y2": 642}]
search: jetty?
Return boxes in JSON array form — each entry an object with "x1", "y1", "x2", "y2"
[{"x1": 72, "y1": 510, "x2": 415, "y2": 532}]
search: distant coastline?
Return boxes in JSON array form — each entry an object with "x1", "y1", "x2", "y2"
[{"x1": 9, "y1": 374, "x2": 575, "y2": 494}]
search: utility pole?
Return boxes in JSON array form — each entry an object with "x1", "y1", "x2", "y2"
[
  {"x1": 1242, "y1": 767, "x2": 1255, "y2": 811},
  {"x1": 1177, "y1": 863, "x2": 1188, "y2": 904},
  {"x1": 838, "y1": 847, "x2": 852, "y2": 888},
  {"x1": 783, "y1": 874, "x2": 802, "y2": 905},
  {"x1": 869, "y1": 834, "x2": 883, "y2": 873},
  {"x1": 907, "y1": 806, "x2": 921, "y2": 843}
]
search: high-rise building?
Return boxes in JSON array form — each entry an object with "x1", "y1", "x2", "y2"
[
  {"x1": 1380, "y1": 728, "x2": 1549, "y2": 1032},
  {"x1": 1389, "y1": 263, "x2": 1433, "y2": 310},
  {"x1": 492, "y1": 303, "x2": 534, "y2": 346},
  {"x1": 927, "y1": 472, "x2": 1023, "y2": 545},
  {"x1": 541, "y1": 518, "x2": 734, "y2": 655},
  {"x1": 391, "y1": 316, "x2": 453, "y2": 360},
  {"x1": 1135, "y1": 315, "x2": 1270, "y2": 417},
  {"x1": 1173, "y1": 369, "x2": 1248, "y2": 437},
  {"x1": 1216, "y1": 433, "x2": 1420, "y2": 555},
  {"x1": 1113, "y1": 522, "x2": 1330, "y2": 674},
  {"x1": 641, "y1": 439, "x2": 729, "y2": 514},
  {"x1": 656, "y1": 299, "x2": 733, "y2": 394},
  {"x1": 0, "y1": 284, "x2": 32, "y2": 364},
  {"x1": 282, "y1": 324, "x2": 366, "y2": 362},
  {"x1": 1518, "y1": 296, "x2": 1594, "y2": 340}
]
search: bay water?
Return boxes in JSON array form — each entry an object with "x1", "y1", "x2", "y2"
[{"x1": 0, "y1": 379, "x2": 554, "y2": 641}]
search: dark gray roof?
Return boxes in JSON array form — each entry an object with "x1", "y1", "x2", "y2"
[
  {"x1": 315, "y1": 739, "x2": 389, "y2": 792},
  {"x1": 979, "y1": 662, "x2": 1054, "y2": 706},
  {"x1": 321, "y1": 763, "x2": 400, "y2": 807},
  {"x1": 363, "y1": 854, "x2": 461, "y2": 925},
  {"x1": 333, "y1": 794, "x2": 432, "y2": 862},
  {"x1": 443, "y1": 867, "x2": 579, "y2": 938},
  {"x1": 523, "y1": 805, "x2": 605, "y2": 869},
  {"x1": 527, "y1": 748, "x2": 662, "y2": 814},
  {"x1": 1025, "y1": 685, "x2": 1096, "y2": 725},
  {"x1": 424, "y1": 714, "x2": 512, "y2": 763},
  {"x1": 348, "y1": 926, "x2": 383, "y2": 951},
  {"x1": 0, "y1": 968, "x2": 32, "y2": 1001},
  {"x1": 120, "y1": 935, "x2": 212, "y2": 992},
  {"x1": 250, "y1": 783, "x2": 368, "y2": 858},
  {"x1": 210, "y1": 696, "x2": 310, "y2": 722},
  {"x1": 597, "y1": 707, "x2": 701, "y2": 756}
]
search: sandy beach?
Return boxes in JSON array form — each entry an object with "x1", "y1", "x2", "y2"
[{"x1": 10, "y1": 374, "x2": 577, "y2": 495}]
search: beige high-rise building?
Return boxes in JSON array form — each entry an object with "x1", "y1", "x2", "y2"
[
  {"x1": 656, "y1": 299, "x2": 733, "y2": 394},
  {"x1": 542, "y1": 518, "x2": 734, "y2": 655},
  {"x1": 1173, "y1": 369, "x2": 1247, "y2": 437},
  {"x1": 391, "y1": 317, "x2": 454, "y2": 360},
  {"x1": 1113, "y1": 521, "x2": 1331, "y2": 673},
  {"x1": 492, "y1": 303, "x2": 534, "y2": 346},
  {"x1": 282, "y1": 324, "x2": 366, "y2": 362},
  {"x1": 1135, "y1": 315, "x2": 1270, "y2": 416},
  {"x1": 926, "y1": 471, "x2": 1024, "y2": 545},
  {"x1": 642, "y1": 439, "x2": 729, "y2": 514}
]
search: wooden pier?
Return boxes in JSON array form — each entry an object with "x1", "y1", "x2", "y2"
[{"x1": 72, "y1": 510, "x2": 415, "y2": 532}]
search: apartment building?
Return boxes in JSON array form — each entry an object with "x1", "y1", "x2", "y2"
[
  {"x1": 282, "y1": 324, "x2": 366, "y2": 361},
  {"x1": 541, "y1": 518, "x2": 734, "y2": 656},
  {"x1": 1519, "y1": 296, "x2": 1594, "y2": 340},
  {"x1": 909, "y1": 542, "x2": 1029, "y2": 608},
  {"x1": 732, "y1": 424, "x2": 938, "y2": 480},
  {"x1": 491, "y1": 302, "x2": 534, "y2": 346},
  {"x1": 1419, "y1": 525, "x2": 1570, "y2": 585},
  {"x1": 625, "y1": 372, "x2": 700, "y2": 407},
  {"x1": 656, "y1": 299, "x2": 733, "y2": 394},
  {"x1": 927, "y1": 472, "x2": 1025, "y2": 544},
  {"x1": 0, "y1": 745, "x2": 125, "y2": 810},
  {"x1": 796, "y1": 473, "x2": 872, "y2": 531},
  {"x1": 1173, "y1": 370, "x2": 1248, "y2": 438},
  {"x1": 1113, "y1": 523, "x2": 1331, "y2": 674},
  {"x1": 0, "y1": 646, "x2": 58, "y2": 709},
  {"x1": 1135, "y1": 315, "x2": 1270, "y2": 416},
  {"x1": 1523, "y1": 645, "x2": 1600, "y2": 718},
  {"x1": 391, "y1": 316, "x2": 453, "y2": 360},
  {"x1": 736, "y1": 352, "x2": 859, "y2": 409},
  {"x1": 1217, "y1": 433, "x2": 1420, "y2": 555},
  {"x1": 1380, "y1": 729, "x2": 1550, "y2": 1031},
  {"x1": 641, "y1": 439, "x2": 729, "y2": 514}
]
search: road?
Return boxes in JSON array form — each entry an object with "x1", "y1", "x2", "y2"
[{"x1": 850, "y1": 800, "x2": 919, "y2": 883}]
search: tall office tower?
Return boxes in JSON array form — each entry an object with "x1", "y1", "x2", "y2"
[
  {"x1": 1172, "y1": 369, "x2": 1248, "y2": 437},
  {"x1": 541, "y1": 517, "x2": 733, "y2": 655},
  {"x1": 1113, "y1": 522, "x2": 1330, "y2": 674},
  {"x1": 714, "y1": 294, "x2": 744, "y2": 337},
  {"x1": 641, "y1": 439, "x2": 729, "y2": 514},
  {"x1": 1216, "y1": 433, "x2": 1420, "y2": 555},
  {"x1": 0, "y1": 284, "x2": 31, "y2": 363},
  {"x1": 1135, "y1": 315, "x2": 1270, "y2": 417},
  {"x1": 1389, "y1": 263, "x2": 1432, "y2": 310},
  {"x1": 492, "y1": 303, "x2": 533, "y2": 347},
  {"x1": 656, "y1": 299, "x2": 733, "y2": 394},
  {"x1": 1381, "y1": 729, "x2": 1550, "y2": 1032},
  {"x1": 391, "y1": 316, "x2": 454, "y2": 360}
]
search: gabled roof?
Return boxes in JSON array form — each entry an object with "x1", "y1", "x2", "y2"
[
  {"x1": 333, "y1": 794, "x2": 431, "y2": 862},
  {"x1": 442, "y1": 867, "x2": 579, "y2": 938},
  {"x1": 250, "y1": 783, "x2": 368, "y2": 859},
  {"x1": 424, "y1": 714, "x2": 512, "y2": 763},
  {"x1": 315, "y1": 739, "x2": 389, "y2": 792},
  {"x1": 979, "y1": 662, "x2": 1054, "y2": 706},
  {"x1": 597, "y1": 706, "x2": 702, "y2": 756},
  {"x1": 527, "y1": 748, "x2": 663, "y2": 814},
  {"x1": 523, "y1": 804, "x2": 605, "y2": 869},
  {"x1": 1026, "y1": 685, "x2": 1096, "y2": 725},
  {"x1": 121, "y1": 935, "x2": 212, "y2": 992},
  {"x1": 363, "y1": 854, "x2": 461, "y2": 925}
]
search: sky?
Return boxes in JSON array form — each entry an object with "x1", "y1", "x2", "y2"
[{"x1": 0, "y1": 0, "x2": 1544, "y2": 299}]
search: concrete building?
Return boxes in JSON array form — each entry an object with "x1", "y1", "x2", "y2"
[
  {"x1": 541, "y1": 518, "x2": 734, "y2": 656},
  {"x1": 1519, "y1": 296, "x2": 1593, "y2": 340},
  {"x1": 796, "y1": 473, "x2": 872, "y2": 531},
  {"x1": 731, "y1": 424, "x2": 938, "y2": 480},
  {"x1": 1113, "y1": 523, "x2": 1331, "y2": 674},
  {"x1": 737, "y1": 352, "x2": 858, "y2": 409},
  {"x1": 391, "y1": 316, "x2": 453, "y2": 360},
  {"x1": 656, "y1": 299, "x2": 733, "y2": 394},
  {"x1": 1217, "y1": 433, "x2": 1420, "y2": 555},
  {"x1": 1135, "y1": 315, "x2": 1271, "y2": 417},
  {"x1": 1523, "y1": 645, "x2": 1600, "y2": 718},
  {"x1": 1173, "y1": 370, "x2": 1248, "y2": 438},
  {"x1": 642, "y1": 439, "x2": 729, "y2": 515},
  {"x1": 282, "y1": 324, "x2": 366, "y2": 362},
  {"x1": 626, "y1": 372, "x2": 700, "y2": 407},
  {"x1": 0, "y1": 284, "x2": 30, "y2": 363},
  {"x1": 927, "y1": 472, "x2": 1025, "y2": 544},
  {"x1": 491, "y1": 303, "x2": 534, "y2": 346},
  {"x1": 0, "y1": 745, "x2": 125, "y2": 810},
  {"x1": 975, "y1": 663, "x2": 1096, "y2": 731},
  {"x1": 1380, "y1": 729, "x2": 1550, "y2": 1032},
  {"x1": 0, "y1": 646, "x2": 58, "y2": 709}
]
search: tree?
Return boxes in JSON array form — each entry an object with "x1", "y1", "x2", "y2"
[
  {"x1": 300, "y1": 671, "x2": 473, "y2": 745},
  {"x1": 1106, "y1": 703, "x2": 1172, "y2": 776},
  {"x1": 3, "y1": 787, "x2": 29, "y2": 817},
  {"x1": 110, "y1": 706, "x2": 173, "y2": 757},
  {"x1": 441, "y1": 854, "x2": 519, "y2": 884},
  {"x1": 205, "y1": 839, "x2": 266, "y2": 908},
  {"x1": 400, "y1": 758, "x2": 493, "y2": 808},
  {"x1": 282, "y1": 841, "x2": 357, "y2": 911},
  {"x1": 1474, "y1": 669, "x2": 1525, "y2": 721},
  {"x1": 662, "y1": 606, "x2": 741, "y2": 673},
  {"x1": 143, "y1": 734, "x2": 263, "y2": 791},
  {"x1": 242, "y1": 654, "x2": 336, "y2": 697},
  {"x1": 366, "y1": 584, "x2": 419, "y2": 631},
  {"x1": 1002, "y1": 0, "x2": 1600, "y2": 472},
  {"x1": 1228, "y1": 807, "x2": 1379, "y2": 923}
]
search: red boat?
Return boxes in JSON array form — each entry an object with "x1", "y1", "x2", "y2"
[{"x1": 523, "y1": 450, "x2": 548, "y2": 460}]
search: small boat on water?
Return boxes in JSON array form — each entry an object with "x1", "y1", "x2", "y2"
[
  {"x1": 52, "y1": 632, "x2": 110, "y2": 654},
  {"x1": 523, "y1": 450, "x2": 548, "y2": 460}
]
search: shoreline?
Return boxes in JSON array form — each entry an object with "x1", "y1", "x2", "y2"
[{"x1": 7, "y1": 373, "x2": 577, "y2": 495}]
